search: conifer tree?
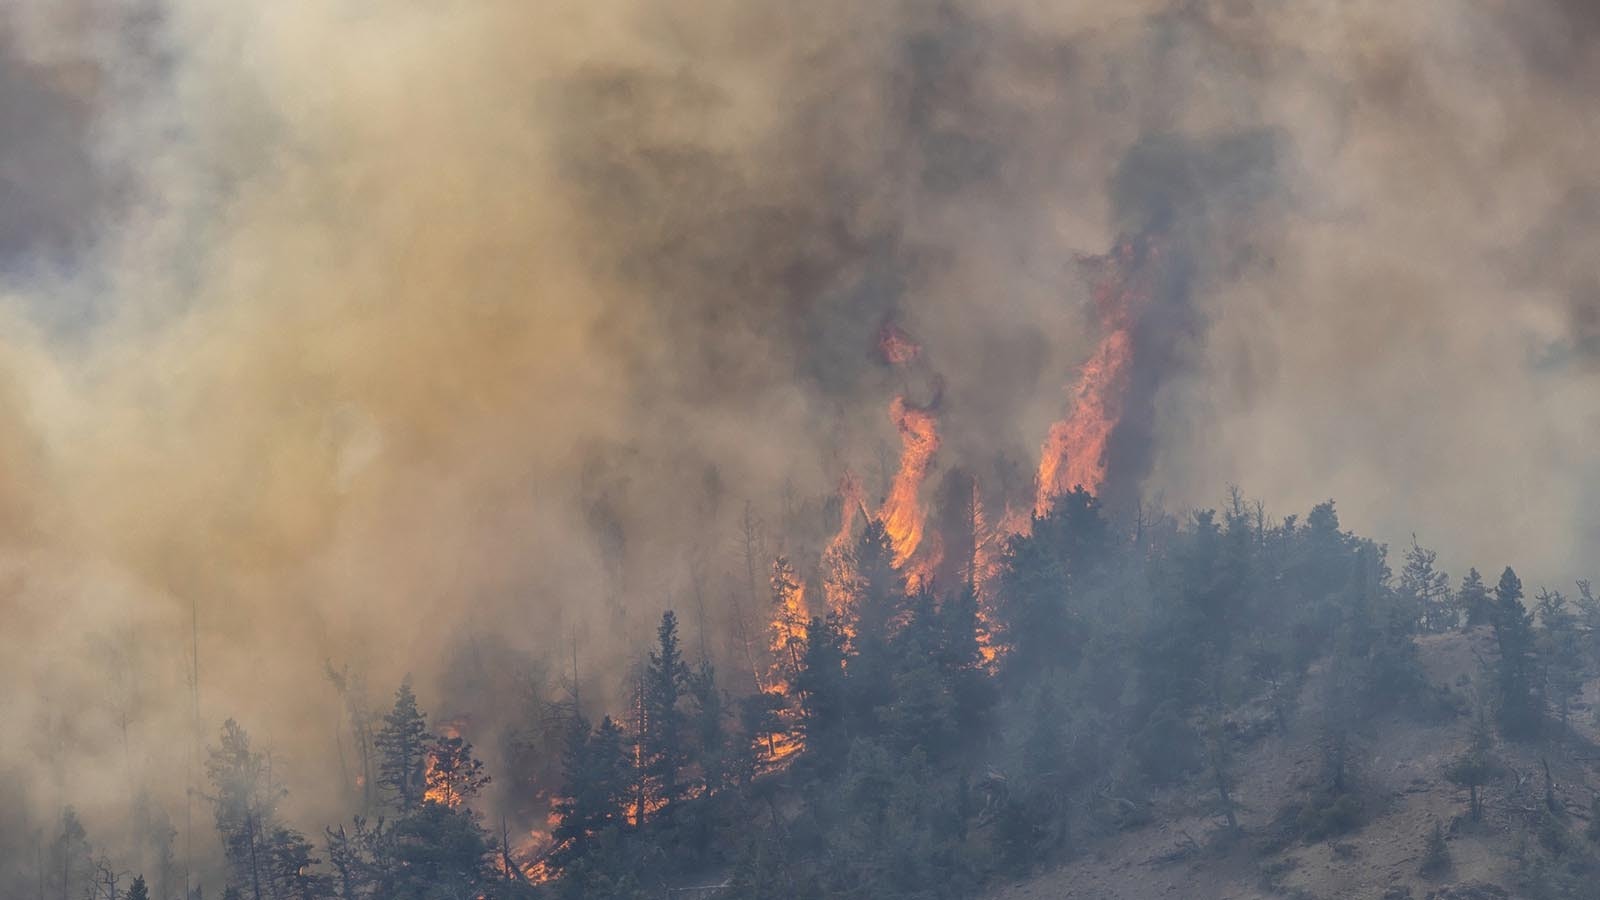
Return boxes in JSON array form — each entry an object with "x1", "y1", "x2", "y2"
[
  {"x1": 1420, "y1": 821, "x2": 1450, "y2": 876},
  {"x1": 374, "y1": 678, "x2": 432, "y2": 812},
  {"x1": 206, "y1": 720, "x2": 283, "y2": 900},
  {"x1": 1446, "y1": 711, "x2": 1499, "y2": 821},
  {"x1": 1490, "y1": 567, "x2": 1541, "y2": 738},
  {"x1": 768, "y1": 557, "x2": 807, "y2": 687},
  {"x1": 423, "y1": 735, "x2": 491, "y2": 809},
  {"x1": 687, "y1": 660, "x2": 731, "y2": 796},
  {"x1": 1536, "y1": 589, "x2": 1584, "y2": 729},
  {"x1": 49, "y1": 807, "x2": 93, "y2": 900},
  {"x1": 1458, "y1": 568, "x2": 1493, "y2": 629},
  {"x1": 127, "y1": 875, "x2": 151, "y2": 900},
  {"x1": 641, "y1": 611, "x2": 690, "y2": 819},
  {"x1": 1400, "y1": 538, "x2": 1453, "y2": 633},
  {"x1": 794, "y1": 614, "x2": 849, "y2": 765},
  {"x1": 552, "y1": 715, "x2": 630, "y2": 869}
]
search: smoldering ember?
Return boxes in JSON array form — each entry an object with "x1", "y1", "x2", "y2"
[{"x1": 0, "y1": 3, "x2": 1598, "y2": 900}]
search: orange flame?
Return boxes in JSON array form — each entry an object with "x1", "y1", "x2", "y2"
[
  {"x1": 903, "y1": 530, "x2": 942, "y2": 595},
  {"x1": 823, "y1": 473, "x2": 864, "y2": 617},
  {"x1": 1033, "y1": 330, "x2": 1132, "y2": 514},
  {"x1": 423, "y1": 720, "x2": 465, "y2": 808},
  {"x1": 1034, "y1": 238, "x2": 1153, "y2": 516},
  {"x1": 881, "y1": 396, "x2": 940, "y2": 567},
  {"x1": 878, "y1": 319, "x2": 921, "y2": 365},
  {"x1": 767, "y1": 559, "x2": 809, "y2": 692}
]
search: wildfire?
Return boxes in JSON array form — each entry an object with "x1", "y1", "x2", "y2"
[
  {"x1": 424, "y1": 720, "x2": 465, "y2": 807},
  {"x1": 823, "y1": 473, "x2": 865, "y2": 616},
  {"x1": 903, "y1": 530, "x2": 942, "y2": 595},
  {"x1": 512, "y1": 815, "x2": 561, "y2": 883},
  {"x1": 881, "y1": 396, "x2": 940, "y2": 567},
  {"x1": 767, "y1": 557, "x2": 809, "y2": 692},
  {"x1": 1033, "y1": 236, "x2": 1155, "y2": 517},
  {"x1": 877, "y1": 318, "x2": 922, "y2": 365}
]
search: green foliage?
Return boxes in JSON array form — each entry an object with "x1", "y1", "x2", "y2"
[
  {"x1": 551, "y1": 714, "x2": 632, "y2": 872},
  {"x1": 794, "y1": 613, "x2": 849, "y2": 766},
  {"x1": 1446, "y1": 712, "x2": 1501, "y2": 822},
  {"x1": 1459, "y1": 568, "x2": 1493, "y2": 630},
  {"x1": 642, "y1": 610, "x2": 691, "y2": 818},
  {"x1": 375, "y1": 678, "x2": 432, "y2": 812},
  {"x1": 150, "y1": 494, "x2": 1511, "y2": 900},
  {"x1": 385, "y1": 801, "x2": 496, "y2": 899},
  {"x1": 1131, "y1": 699, "x2": 1200, "y2": 785},
  {"x1": 1294, "y1": 791, "x2": 1363, "y2": 841},
  {"x1": 47, "y1": 807, "x2": 93, "y2": 900},
  {"x1": 1515, "y1": 814, "x2": 1600, "y2": 900},
  {"x1": 1490, "y1": 568, "x2": 1542, "y2": 739},
  {"x1": 1536, "y1": 589, "x2": 1584, "y2": 728},
  {"x1": 1401, "y1": 538, "x2": 1454, "y2": 634},
  {"x1": 1420, "y1": 821, "x2": 1450, "y2": 877}
]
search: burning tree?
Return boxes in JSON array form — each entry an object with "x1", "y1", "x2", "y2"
[{"x1": 424, "y1": 735, "x2": 491, "y2": 809}]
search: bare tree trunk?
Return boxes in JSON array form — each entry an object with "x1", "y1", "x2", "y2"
[{"x1": 246, "y1": 812, "x2": 264, "y2": 900}]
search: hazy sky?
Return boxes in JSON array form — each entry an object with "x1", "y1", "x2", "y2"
[{"x1": 0, "y1": 0, "x2": 1596, "y2": 865}]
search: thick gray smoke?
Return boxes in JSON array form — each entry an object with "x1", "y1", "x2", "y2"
[{"x1": 0, "y1": 0, "x2": 1596, "y2": 885}]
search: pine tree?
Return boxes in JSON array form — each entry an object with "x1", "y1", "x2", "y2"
[
  {"x1": 1446, "y1": 711, "x2": 1499, "y2": 821},
  {"x1": 851, "y1": 519, "x2": 904, "y2": 649},
  {"x1": 1574, "y1": 580, "x2": 1600, "y2": 672},
  {"x1": 551, "y1": 715, "x2": 630, "y2": 869},
  {"x1": 1458, "y1": 568, "x2": 1493, "y2": 629},
  {"x1": 1536, "y1": 589, "x2": 1584, "y2": 729},
  {"x1": 997, "y1": 487, "x2": 1108, "y2": 680},
  {"x1": 687, "y1": 660, "x2": 731, "y2": 796},
  {"x1": 1400, "y1": 537, "x2": 1453, "y2": 633},
  {"x1": 386, "y1": 802, "x2": 494, "y2": 899},
  {"x1": 262, "y1": 826, "x2": 331, "y2": 900},
  {"x1": 938, "y1": 583, "x2": 997, "y2": 750},
  {"x1": 127, "y1": 875, "x2": 151, "y2": 900},
  {"x1": 374, "y1": 678, "x2": 431, "y2": 812},
  {"x1": 48, "y1": 807, "x2": 93, "y2": 900},
  {"x1": 1490, "y1": 567, "x2": 1541, "y2": 738},
  {"x1": 768, "y1": 557, "x2": 807, "y2": 688},
  {"x1": 794, "y1": 614, "x2": 850, "y2": 765},
  {"x1": 206, "y1": 720, "x2": 283, "y2": 900},
  {"x1": 326, "y1": 816, "x2": 392, "y2": 900},
  {"x1": 423, "y1": 735, "x2": 490, "y2": 809},
  {"x1": 640, "y1": 611, "x2": 691, "y2": 820},
  {"x1": 1420, "y1": 821, "x2": 1450, "y2": 876}
]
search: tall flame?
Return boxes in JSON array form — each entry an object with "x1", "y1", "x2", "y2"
[
  {"x1": 877, "y1": 319, "x2": 922, "y2": 365},
  {"x1": 1034, "y1": 237, "x2": 1153, "y2": 516},
  {"x1": 881, "y1": 396, "x2": 940, "y2": 567},
  {"x1": 423, "y1": 719, "x2": 466, "y2": 808},
  {"x1": 823, "y1": 473, "x2": 864, "y2": 616},
  {"x1": 767, "y1": 558, "x2": 809, "y2": 692}
]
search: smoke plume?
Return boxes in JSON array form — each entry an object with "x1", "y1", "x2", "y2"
[{"x1": 0, "y1": 0, "x2": 1596, "y2": 881}]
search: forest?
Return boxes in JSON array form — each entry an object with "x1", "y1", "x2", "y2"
[
  {"x1": 1, "y1": 2, "x2": 1598, "y2": 900},
  {"x1": 24, "y1": 486, "x2": 1600, "y2": 900}
]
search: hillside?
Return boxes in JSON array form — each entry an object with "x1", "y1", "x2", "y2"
[{"x1": 988, "y1": 630, "x2": 1600, "y2": 900}]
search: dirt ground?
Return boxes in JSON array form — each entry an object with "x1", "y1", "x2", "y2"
[{"x1": 984, "y1": 629, "x2": 1600, "y2": 900}]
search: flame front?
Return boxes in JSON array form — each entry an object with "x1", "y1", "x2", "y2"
[
  {"x1": 1034, "y1": 237, "x2": 1154, "y2": 517},
  {"x1": 877, "y1": 319, "x2": 921, "y2": 365},
  {"x1": 767, "y1": 558, "x2": 809, "y2": 693},
  {"x1": 824, "y1": 472, "x2": 864, "y2": 616},
  {"x1": 881, "y1": 396, "x2": 940, "y2": 567},
  {"x1": 1033, "y1": 329, "x2": 1132, "y2": 514},
  {"x1": 424, "y1": 720, "x2": 465, "y2": 808}
]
